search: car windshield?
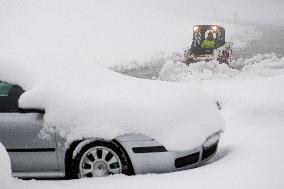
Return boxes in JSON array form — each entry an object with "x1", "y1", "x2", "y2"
[{"x1": 0, "y1": 81, "x2": 13, "y2": 96}]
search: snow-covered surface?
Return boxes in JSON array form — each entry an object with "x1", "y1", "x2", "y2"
[
  {"x1": 1, "y1": 0, "x2": 284, "y2": 188},
  {"x1": 0, "y1": 143, "x2": 12, "y2": 188},
  {"x1": 159, "y1": 53, "x2": 283, "y2": 81},
  {"x1": 2, "y1": 55, "x2": 284, "y2": 189}
]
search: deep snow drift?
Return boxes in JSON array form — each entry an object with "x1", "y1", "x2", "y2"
[{"x1": 159, "y1": 53, "x2": 283, "y2": 81}]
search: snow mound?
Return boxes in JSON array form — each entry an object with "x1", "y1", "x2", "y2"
[
  {"x1": 159, "y1": 60, "x2": 239, "y2": 81},
  {"x1": 0, "y1": 56, "x2": 224, "y2": 151},
  {"x1": 159, "y1": 53, "x2": 284, "y2": 82},
  {"x1": 230, "y1": 53, "x2": 279, "y2": 70},
  {"x1": 0, "y1": 143, "x2": 12, "y2": 187},
  {"x1": 111, "y1": 52, "x2": 182, "y2": 73}
]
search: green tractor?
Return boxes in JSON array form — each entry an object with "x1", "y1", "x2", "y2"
[{"x1": 183, "y1": 25, "x2": 233, "y2": 65}]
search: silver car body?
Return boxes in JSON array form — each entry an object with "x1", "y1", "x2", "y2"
[{"x1": 0, "y1": 111, "x2": 221, "y2": 179}]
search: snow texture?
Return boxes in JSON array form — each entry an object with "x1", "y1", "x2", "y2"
[
  {"x1": 159, "y1": 53, "x2": 283, "y2": 82},
  {"x1": 1, "y1": 0, "x2": 284, "y2": 188}
]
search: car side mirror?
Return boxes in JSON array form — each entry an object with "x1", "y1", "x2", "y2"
[
  {"x1": 8, "y1": 85, "x2": 24, "y2": 112},
  {"x1": 7, "y1": 85, "x2": 45, "y2": 114}
]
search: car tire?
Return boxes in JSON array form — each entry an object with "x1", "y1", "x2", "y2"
[{"x1": 71, "y1": 140, "x2": 131, "y2": 178}]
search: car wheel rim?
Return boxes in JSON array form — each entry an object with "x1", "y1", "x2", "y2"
[{"x1": 79, "y1": 146, "x2": 122, "y2": 178}]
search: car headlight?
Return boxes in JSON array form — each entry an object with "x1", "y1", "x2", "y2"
[{"x1": 204, "y1": 131, "x2": 222, "y2": 148}]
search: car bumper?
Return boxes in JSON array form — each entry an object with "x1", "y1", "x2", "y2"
[{"x1": 116, "y1": 133, "x2": 221, "y2": 175}]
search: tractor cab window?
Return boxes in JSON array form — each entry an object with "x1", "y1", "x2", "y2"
[
  {"x1": 204, "y1": 30, "x2": 216, "y2": 41},
  {"x1": 0, "y1": 81, "x2": 24, "y2": 112},
  {"x1": 201, "y1": 30, "x2": 216, "y2": 50}
]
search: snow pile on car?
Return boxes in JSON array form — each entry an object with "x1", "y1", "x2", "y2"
[
  {"x1": 0, "y1": 143, "x2": 12, "y2": 187},
  {"x1": 0, "y1": 56, "x2": 224, "y2": 151}
]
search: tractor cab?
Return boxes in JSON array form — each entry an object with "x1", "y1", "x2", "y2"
[{"x1": 183, "y1": 25, "x2": 232, "y2": 64}]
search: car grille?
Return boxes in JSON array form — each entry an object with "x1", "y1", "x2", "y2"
[
  {"x1": 175, "y1": 152, "x2": 200, "y2": 168},
  {"x1": 202, "y1": 143, "x2": 218, "y2": 160}
]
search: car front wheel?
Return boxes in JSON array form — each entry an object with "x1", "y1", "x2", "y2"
[{"x1": 71, "y1": 140, "x2": 130, "y2": 178}]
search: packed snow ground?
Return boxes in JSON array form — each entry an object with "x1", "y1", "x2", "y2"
[{"x1": 1, "y1": 54, "x2": 284, "y2": 189}]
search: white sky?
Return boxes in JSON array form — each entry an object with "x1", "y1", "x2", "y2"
[{"x1": 0, "y1": 0, "x2": 283, "y2": 65}]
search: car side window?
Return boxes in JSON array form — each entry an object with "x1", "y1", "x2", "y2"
[
  {"x1": 0, "y1": 81, "x2": 24, "y2": 112},
  {"x1": 0, "y1": 82, "x2": 13, "y2": 96}
]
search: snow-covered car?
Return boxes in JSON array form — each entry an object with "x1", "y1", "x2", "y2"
[{"x1": 0, "y1": 79, "x2": 223, "y2": 179}]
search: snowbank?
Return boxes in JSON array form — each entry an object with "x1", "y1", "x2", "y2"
[
  {"x1": 230, "y1": 53, "x2": 279, "y2": 70},
  {"x1": 159, "y1": 53, "x2": 283, "y2": 82},
  {"x1": 159, "y1": 60, "x2": 239, "y2": 81},
  {"x1": 110, "y1": 52, "x2": 182, "y2": 73},
  {"x1": 0, "y1": 143, "x2": 12, "y2": 187},
  {"x1": 0, "y1": 56, "x2": 224, "y2": 151}
]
